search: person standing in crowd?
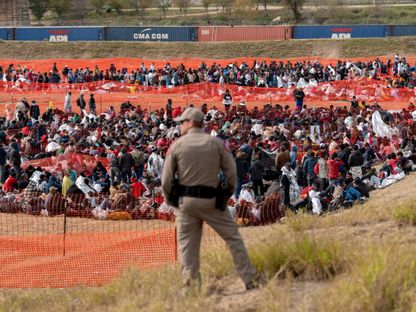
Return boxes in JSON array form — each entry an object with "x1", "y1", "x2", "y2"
[
  {"x1": 293, "y1": 87, "x2": 305, "y2": 110},
  {"x1": 166, "y1": 99, "x2": 173, "y2": 120},
  {"x1": 251, "y1": 148, "x2": 265, "y2": 197},
  {"x1": 119, "y1": 147, "x2": 134, "y2": 183},
  {"x1": 0, "y1": 143, "x2": 6, "y2": 183},
  {"x1": 275, "y1": 145, "x2": 290, "y2": 179},
  {"x1": 64, "y1": 91, "x2": 72, "y2": 113},
  {"x1": 303, "y1": 151, "x2": 318, "y2": 186},
  {"x1": 162, "y1": 107, "x2": 258, "y2": 292},
  {"x1": 89, "y1": 93, "x2": 96, "y2": 116},
  {"x1": 76, "y1": 93, "x2": 86, "y2": 117},
  {"x1": 235, "y1": 150, "x2": 249, "y2": 199},
  {"x1": 348, "y1": 145, "x2": 364, "y2": 179},
  {"x1": 280, "y1": 161, "x2": 296, "y2": 211},
  {"x1": 222, "y1": 89, "x2": 233, "y2": 114},
  {"x1": 29, "y1": 100, "x2": 40, "y2": 121},
  {"x1": 8, "y1": 140, "x2": 22, "y2": 178},
  {"x1": 328, "y1": 153, "x2": 344, "y2": 186},
  {"x1": 316, "y1": 151, "x2": 329, "y2": 191}
]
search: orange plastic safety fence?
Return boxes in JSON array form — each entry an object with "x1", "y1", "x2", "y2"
[
  {"x1": 0, "y1": 56, "x2": 415, "y2": 115},
  {"x1": 0, "y1": 80, "x2": 414, "y2": 117},
  {"x1": 0, "y1": 189, "x2": 282, "y2": 288},
  {"x1": 21, "y1": 153, "x2": 110, "y2": 174},
  {"x1": 1, "y1": 56, "x2": 415, "y2": 73}
]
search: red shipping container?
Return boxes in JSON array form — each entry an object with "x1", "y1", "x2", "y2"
[{"x1": 197, "y1": 26, "x2": 292, "y2": 42}]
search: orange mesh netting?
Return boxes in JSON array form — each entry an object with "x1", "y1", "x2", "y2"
[
  {"x1": 0, "y1": 56, "x2": 415, "y2": 114},
  {"x1": 0, "y1": 190, "x2": 282, "y2": 288},
  {"x1": 21, "y1": 153, "x2": 110, "y2": 174},
  {"x1": 0, "y1": 80, "x2": 414, "y2": 116},
  {"x1": 2, "y1": 56, "x2": 415, "y2": 72}
]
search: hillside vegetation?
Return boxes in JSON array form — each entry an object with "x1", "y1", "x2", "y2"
[
  {"x1": 35, "y1": 1, "x2": 416, "y2": 26},
  {"x1": 1, "y1": 172, "x2": 416, "y2": 311},
  {"x1": 0, "y1": 37, "x2": 415, "y2": 60}
]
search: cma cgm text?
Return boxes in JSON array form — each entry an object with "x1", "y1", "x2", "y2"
[{"x1": 133, "y1": 33, "x2": 168, "y2": 40}]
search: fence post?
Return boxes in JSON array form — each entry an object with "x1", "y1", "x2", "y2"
[
  {"x1": 62, "y1": 199, "x2": 68, "y2": 257},
  {"x1": 174, "y1": 226, "x2": 178, "y2": 261}
]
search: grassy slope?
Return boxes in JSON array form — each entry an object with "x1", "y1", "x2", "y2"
[
  {"x1": 1, "y1": 174, "x2": 416, "y2": 311},
  {"x1": 0, "y1": 37, "x2": 415, "y2": 60}
]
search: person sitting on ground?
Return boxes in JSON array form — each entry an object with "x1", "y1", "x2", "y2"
[
  {"x1": 352, "y1": 177, "x2": 370, "y2": 199},
  {"x1": 396, "y1": 151, "x2": 414, "y2": 174}
]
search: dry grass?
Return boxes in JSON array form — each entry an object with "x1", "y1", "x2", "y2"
[
  {"x1": 392, "y1": 201, "x2": 416, "y2": 226},
  {"x1": 2, "y1": 177, "x2": 416, "y2": 310}
]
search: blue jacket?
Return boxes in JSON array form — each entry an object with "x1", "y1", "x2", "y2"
[
  {"x1": 303, "y1": 157, "x2": 317, "y2": 177},
  {"x1": 343, "y1": 186, "x2": 361, "y2": 201}
]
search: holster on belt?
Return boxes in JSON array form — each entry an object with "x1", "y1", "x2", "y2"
[
  {"x1": 170, "y1": 183, "x2": 227, "y2": 211},
  {"x1": 168, "y1": 179, "x2": 182, "y2": 207},
  {"x1": 215, "y1": 183, "x2": 228, "y2": 211}
]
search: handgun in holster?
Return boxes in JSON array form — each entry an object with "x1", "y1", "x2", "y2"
[
  {"x1": 168, "y1": 179, "x2": 182, "y2": 208},
  {"x1": 215, "y1": 183, "x2": 228, "y2": 211}
]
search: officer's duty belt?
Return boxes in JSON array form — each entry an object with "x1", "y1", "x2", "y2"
[{"x1": 180, "y1": 185, "x2": 217, "y2": 199}]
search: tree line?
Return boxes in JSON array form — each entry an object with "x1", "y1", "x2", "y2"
[{"x1": 29, "y1": 0, "x2": 306, "y2": 22}]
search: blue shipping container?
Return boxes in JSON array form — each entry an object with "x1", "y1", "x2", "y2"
[
  {"x1": 0, "y1": 28, "x2": 13, "y2": 40},
  {"x1": 386, "y1": 25, "x2": 416, "y2": 37},
  {"x1": 15, "y1": 27, "x2": 104, "y2": 41},
  {"x1": 293, "y1": 25, "x2": 387, "y2": 39},
  {"x1": 105, "y1": 26, "x2": 196, "y2": 42}
]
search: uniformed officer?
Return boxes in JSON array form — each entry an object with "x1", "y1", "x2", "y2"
[{"x1": 162, "y1": 107, "x2": 257, "y2": 291}]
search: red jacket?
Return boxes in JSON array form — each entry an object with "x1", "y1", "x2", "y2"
[
  {"x1": 327, "y1": 159, "x2": 344, "y2": 179},
  {"x1": 3, "y1": 176, "x2": 17, "y2": 192},
  {"x1": 131, "y1": 181, "x2": 146, "y2": 199}
]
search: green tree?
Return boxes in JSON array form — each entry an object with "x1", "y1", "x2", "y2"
[
  {"x1": 202, "y1": 0, "x2": 211, "y2": 13},
  {"x1": 216, "y1": 0, "x2": 233, "y2": 13},
  {"x1": 90, "y1": 0, "x2": 107, "y2": 14},
  {"x1": 107, "y1": 0, "x2": 124, "y2": 14},
  {"x1": 127, "y1": 0, "x2": 139, "y2": 13},
  {"x1": 28, "y1": 0, "x2": 50, "y2": 23},
  {"x1": 137, "y1": 0, "x2": 154, "y2": 15},
  {"x1": 233, "y1": 0, "x2": 252, "y2": 17},
  {"x1": 281, "y1": 0, "x2": 305, "y2": 21},
  {"x1": 173, "y1": 0, "x2": 192, "y2": 15},
  {"x1": 260, "y1": 0, "x2": 271, "y2": 11},
  {"x1": 156, "y1": 0, "x2": 171, "y2": 18},
  {"x1": 49, "y1": 0, "x2": 71, "y2": 23}
]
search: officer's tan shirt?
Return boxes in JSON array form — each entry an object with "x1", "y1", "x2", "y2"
[{"x1": 162, "y1": 128, "x2": 236, "y2": 199}]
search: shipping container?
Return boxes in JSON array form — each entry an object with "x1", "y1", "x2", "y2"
[
  {"x1": 293, "y1": 25, "x2": 387, "y2": 39},
  {"x1": 196, "y1": 26, "x2": 292, "y2": 42},
  {"x1": 105, "y1": 26, "x2": 196, "y2": 42},
  {"x1": 15, "y1": 27, "x2": 105, "y2": 41},
  {"x1": 386, "y1": 25, "x2": 416, "y2": 37},
  {"x1": 0, "y1": 28, "x2": 13, "y2": 40}
]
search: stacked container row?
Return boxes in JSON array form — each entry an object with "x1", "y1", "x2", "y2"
[
  {"x1": 386, "y1": 25, "x2": 416, "y2": 37},
  {"x1": 196, "y1": 26, "x2": 292, "y2": 41},
  {"x1": 14, "y1": 26, "x2": 105, "y2": 41},
  {"x1": 0, "y1": 25, "x2": 415, "y2": 42},
  {"x1": 105, "y1": 26, "x2": 196, "y2": 42},
  {"x1": 293, "y1": 25, "x2": 387, "y2": 39},
  {"x1": 0, "y1": 28, "x2": 13, "y2": 40}
]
